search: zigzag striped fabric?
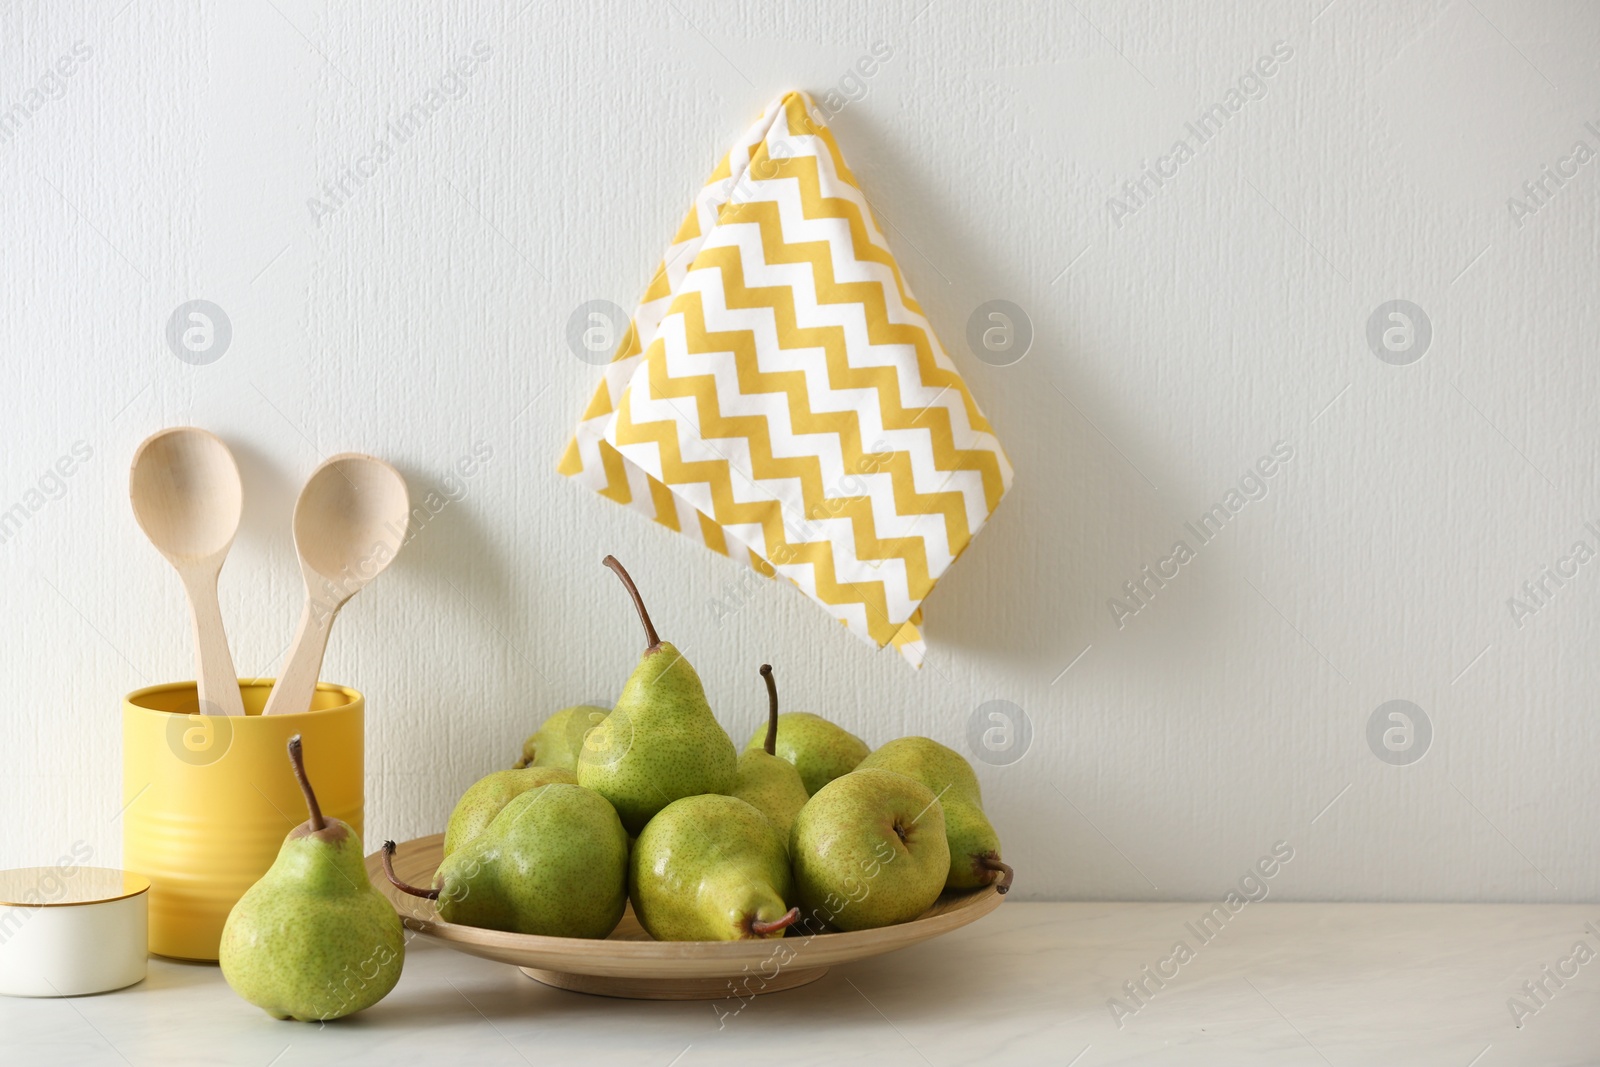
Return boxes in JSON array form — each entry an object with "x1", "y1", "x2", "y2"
[{"x1": 559, "y1": 90, "x2": 1012, "y2": 667}]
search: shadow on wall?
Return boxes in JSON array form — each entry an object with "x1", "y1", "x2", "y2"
[
  {"x1": 222, "y1": 441, "x2": 517, "y2": 701},
  {"x1": 221, "y1": 436, "x2": 320, "y2": 682},
  {"x1": 918, "y1": 377, "x2": 1188, "y2": 673},
  {"x1": 388, "y1": 450, "x2": 515, "y2": 639},
  {"x1": 225, "y1": 436, "x2": 301, "y2": 562},
  {"x1": 834, "y1": 109, "x2": 1194, "y2": 675}
]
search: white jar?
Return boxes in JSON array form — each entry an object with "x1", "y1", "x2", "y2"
[{"x1": 0, "y1": 866, "x2": 149, "y2": 997}]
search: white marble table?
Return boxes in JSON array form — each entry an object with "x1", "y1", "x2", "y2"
[{"x1": 2, "y1": 902, "x2": 1596, "y2": 1066}]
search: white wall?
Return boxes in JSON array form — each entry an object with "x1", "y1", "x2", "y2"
[{"x1": 3, "y1": 0, "x2": 1598, "y2": 903}]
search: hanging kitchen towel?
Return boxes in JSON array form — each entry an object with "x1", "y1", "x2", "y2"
[{"x1": 559, "y1": 90, "x2": 1012, "y2": 667}]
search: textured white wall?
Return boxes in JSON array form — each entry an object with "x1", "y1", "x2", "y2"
[{"x1": 3, "y1": 0, "x2": 1598, "y2": 903}]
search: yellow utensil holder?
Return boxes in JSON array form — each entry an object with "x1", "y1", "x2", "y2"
[{"x1": 121, "y1": 680, "x2": 363, "y2": 961}]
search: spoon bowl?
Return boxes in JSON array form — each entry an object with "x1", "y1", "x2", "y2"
[
  {"x1": 291, "y1": 456, "x2": 411, "y2": 580},
  {"x1": 128, "y1": 427, "x2": 246, "y2": 717},
  {"x1": 262, "y1": 454, "x2": 409, "y2": 716},
  {"x1": 130, "y1": 428, "x2": 243, "y2": 561}
]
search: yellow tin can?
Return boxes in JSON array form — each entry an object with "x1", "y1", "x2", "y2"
[{"x1": 121, "y1": 680, "x2": 363, "y2": 961}]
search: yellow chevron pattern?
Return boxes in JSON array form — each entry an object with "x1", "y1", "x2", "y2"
[{"x1": 559, "y1": 91, "x2": 1012, "y2": 666}]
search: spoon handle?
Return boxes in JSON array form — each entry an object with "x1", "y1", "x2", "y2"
[
  {"x1": 181, "y1": 569, "x2": 246, "y2": 718},
  {"x1": 261, "y1": 599, "x2": 335, "y2": 716}
]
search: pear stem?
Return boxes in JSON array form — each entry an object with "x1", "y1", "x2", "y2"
[
  {"x1": 980, "y1": 854, "x2": 1015, "y2": 894},
  {"x1": 750, "y1": 906, "x2": 800, "y2": 937},
  {"x1": 287, "y1": 735, "x2": 325, "y2": 833},
  {"x1": 381, "y1": 841, "x2": 440, "y2": 900},
  {"x1": 759, "y1": 664, "x2": 778, "y2": 756},
  {"x1": 603, "y1": 555, "x2": 660, "y2": 652}
]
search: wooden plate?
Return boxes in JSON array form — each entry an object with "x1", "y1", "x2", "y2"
[{"x1": 365, "y1": 833, "x2": 1007, "y2": 1000}]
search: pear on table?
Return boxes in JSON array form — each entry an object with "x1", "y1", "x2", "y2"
[
  {"x1": 730, "y1": 665, "x2": 809, "y2": 851},
  {"x1": 442, "y1": 765, "x2": 577, "y2": 858},
  {"x1": 859, "y1": 736, "x2": 1013, "y2": 893},
  {"x1": 515, "y1": 705, "x2": 608, "y2": 770},
  {"x1": 790, "y1": 767, "x2": 949, "y2": 932},
  {"x1": 219, "y1": 736, "x2": 404, "y2": 1021},
  {"x1": 576, "y1": 556, "x2": 736, "y2": 835},
  {"x1": 386, "y1": 783, "x2": 628, "y2": 939},
  {"x1": 630, "y1": 794, "x2": 798, "y2": 941},
  {"x1": 744, "y1": 710, "x2": 868, "y2": 796}
]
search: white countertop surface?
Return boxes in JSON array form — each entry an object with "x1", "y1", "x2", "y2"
[{"x1": 3, "y1": 902, "x2": 1597, "y2": 1066}]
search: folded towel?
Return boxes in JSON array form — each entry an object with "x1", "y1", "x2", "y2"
[{"x1": 560, "y1": 90, "x2": 1012, "y2": 667}]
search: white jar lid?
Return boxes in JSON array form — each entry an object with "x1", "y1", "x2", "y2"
[{"x1": 0, "y1": 867, "x2": 150, "y2": 908}]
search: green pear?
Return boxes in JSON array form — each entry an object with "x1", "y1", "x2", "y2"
[
  {"x1": 221, "y1": 736, "x2": 404, "y2": 1021},
  {"x1": 858, "y1": 736, "x2": 1012, "y2": 892},
  {"x1": 442, "y1": 765, "x2": 577, "y2": 858},
  {"x1": 789, "y1": 768, "x2": 949, "y2": 931},
  {"x1": 730, "y1": 665, "x2": 808, "y2": 851},
  {"x1": 744, "y1": 711, "x2": 868, "y2": 796},
  {"x1": 576, "y1": 556, "x2": 736, "y2": 834},
  {"x1": 513, "y1": 705, "x2": 609, "y2": 770},
  {"x1": 385, "y1": 783, "x2": 627, "y2": 938},
  {"x1": 630, "y1": 794, "x2": 798, "y2": 941}
]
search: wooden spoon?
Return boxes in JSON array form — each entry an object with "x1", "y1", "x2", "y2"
[
  {"x1": 129, "y1": 427, "x2": 247, "y2": 717},
  {"x1": 261, "y1": 454, "x2": 409, "y2": 716}
]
